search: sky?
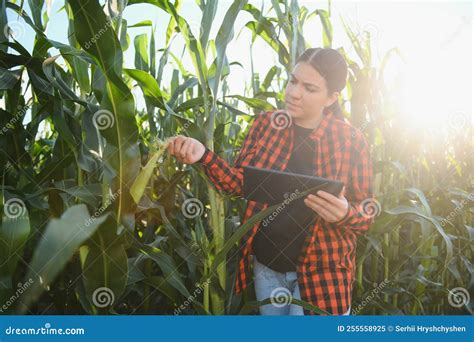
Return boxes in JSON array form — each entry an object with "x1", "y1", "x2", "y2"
[{"x1": 3, "y1": 0, "x2": 473, "y2": 130}]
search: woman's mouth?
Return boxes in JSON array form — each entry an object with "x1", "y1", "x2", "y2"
[{"x1": 286, "y1": 102, "x2": 301, "y2": 110}]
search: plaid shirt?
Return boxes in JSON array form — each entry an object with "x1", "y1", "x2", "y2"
[{"x1": 198, "y1": 110, "x2": 374, "y2": 315}]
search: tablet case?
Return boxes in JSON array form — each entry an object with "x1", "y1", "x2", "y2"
[{"x1": 243, "y1": 165, "x2": 344, "y2": 205}]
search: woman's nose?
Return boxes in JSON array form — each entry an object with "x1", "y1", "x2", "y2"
[{"x1": 287, "y1": 85, "x2": 301, "y2": 100}]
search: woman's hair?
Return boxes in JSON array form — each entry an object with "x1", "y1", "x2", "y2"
[{"x1": 295, "y1": 48, "x2": 348, "y2": 120}]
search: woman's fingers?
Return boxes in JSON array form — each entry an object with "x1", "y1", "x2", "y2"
[
  {"x1": 167, "y1": 137, "x2": 175, "y2": 155},
  {"x1": 169, "y1": 136, "x2": 184, "y2": 157},
  {"x1": 304, "y1": 197, "x2": 337, "y2": 221},
  {"x1": 315, "y1": 190, "x2": 338, "y2": 203},
  {"x1": 305, "y1": 193, "x2": 339, "y2": 217},
  {"x1": 304, "y1": 190, "x2": 349, "y2": 222},
  {"x1": 180, "y1": 139, "x2": 191, "y2": 159},
  {"x1": 185, "y1": 139, "x2": 196, "y2": 162},
  {"x1": 167, "y1": 136, "x2": 205, "y2": 164}
]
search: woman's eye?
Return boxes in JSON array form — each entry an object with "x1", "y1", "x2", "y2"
[
  {"x1": 290, "y1": 78, "x2": 297, "y2": 84},
  {"x1": 306, "y1": 87, "x2": 317, "y2": 93}
]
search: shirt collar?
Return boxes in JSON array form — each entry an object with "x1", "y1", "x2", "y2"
[{"x1": 295, "y1": 111, "x2": 335, "y2": 141}]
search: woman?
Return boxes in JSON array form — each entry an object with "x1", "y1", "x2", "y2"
[{"x1": 168, "y1": 48, "x2": 374, "y2": 316}]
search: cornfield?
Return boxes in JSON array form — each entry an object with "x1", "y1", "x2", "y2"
[{"x1": 0, "y1": 0, "x2": 472, "y2": 316}]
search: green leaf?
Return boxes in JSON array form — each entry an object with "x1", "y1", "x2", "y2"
[
  {"x1": 0, "y1": 1, "x2": 7, "y2": 52},
  {"x1": 42, "y1": 55, "x2": 89, "y2": 106},
  {"x1": 143, "y1": 276, "x2": 179, "y2": 304},
  {"x1": 138, "y1": 244, "x2": 207, "y2": 314},
  {"x1": 225, "y1": 95, "x2": 275, "y2": 112},
  {"x1": 405, "y1": 188, "x2": 432, "y2": 216},
  {"x1": 128, "y1": 20, "x2": 153, "y2": 28},
  {"x1": 129, "y1": 0, "x2": 208, "y2": 87},
  {"x1": 19, "y1": 204, "x2": 108, "y2": 313},
  {"x1": 28, "y1": 0, "x2": 45, "y2": 31},
  {"x1": 243, "y1": 4, "x2": 290, "y2": 67},
  {"x1": 316, "y1": 9, "x2": 333, "y2": 48},
  {"x1": 209, "y1": 0, "x2": 247, "y2": 96},
  {"x1": 199, "y1": 0, "x2": 217, "y2": 50},
  {"x1": 70, "y1": 0, "x2": 140, "y2": 226},
  {"x1": 0, "y1": 68, "x2": 22, "y2": 90},
  {"x1": 385, "y1": 205, "x2": 453, "y2": 266},
  {"x1": 167, "y1": 77, "x2": 198, "y2": 108},
  {"x1": 124, "y1": 68, "x2": 168, "y2": 108},
  {"x1": 82, "y1": 216, "x2": 128, "y2": 313},
  {"x1": 134, "y1": 33, "x2": 149, "y2": 72},
  {"x1": 0, "y1": 197, "x2": 30, "y2": 281}
]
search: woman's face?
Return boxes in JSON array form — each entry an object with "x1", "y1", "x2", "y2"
[{"x1": 284, "y1": 61, "x2": 338, "y2": 120}]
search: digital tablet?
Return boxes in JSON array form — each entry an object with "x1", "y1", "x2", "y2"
[{"x1": 243, "y1": 165, "x2": 344, "y2": 204}]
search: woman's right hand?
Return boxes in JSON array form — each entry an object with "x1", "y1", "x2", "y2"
[{"x1": 167, "y1": 135, "x2": 206, "y2": 164}]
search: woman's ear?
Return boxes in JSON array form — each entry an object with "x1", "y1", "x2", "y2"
[{"x1": 326, "y1": 91, "x2": 340, "y2": 107}]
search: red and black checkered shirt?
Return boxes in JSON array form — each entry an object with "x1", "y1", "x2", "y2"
[{"x1": 198, "y1": 110, "x2": 374, "y2": 315}]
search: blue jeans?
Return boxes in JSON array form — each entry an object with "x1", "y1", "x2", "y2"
[{"x1": 253, "y1": 255, "x2": 351, "y2": 315}]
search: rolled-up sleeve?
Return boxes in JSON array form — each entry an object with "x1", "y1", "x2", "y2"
[{"x1": 198, "y1": 113, "x2": 266, "y2": 196}]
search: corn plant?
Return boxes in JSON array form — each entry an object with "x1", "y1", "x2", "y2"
[{"x1": 0, "y1": 0, "x2": 471, "y2": 316}]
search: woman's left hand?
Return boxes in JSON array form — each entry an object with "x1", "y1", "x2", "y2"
[{"x1": 304, "y1": 186, "x2": 349, "y2": 223}]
